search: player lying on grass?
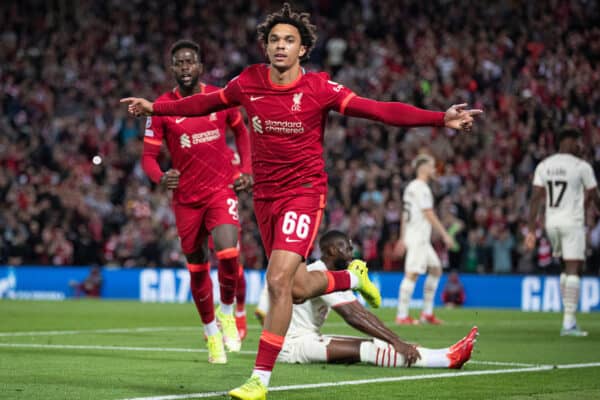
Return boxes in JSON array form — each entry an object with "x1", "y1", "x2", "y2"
[{"x1": 256, "y1": 230, "x2": 478, "y2": 369}]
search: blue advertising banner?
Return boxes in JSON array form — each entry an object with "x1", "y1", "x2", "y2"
[{"x1": 1, "y1": 266, "x2": 599, "y2": 312}]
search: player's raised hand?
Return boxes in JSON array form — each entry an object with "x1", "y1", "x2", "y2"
[
  {"x1": 524, "y1": 231, "x2": 536, "y2": 250},
  {"x1": 234, "y1": 173, "x2": 254, "y2": 193},
  {"x1": 160, "y1": 169, "x2": 180, "y2": 190},
  {"x1": 444, "y1": 103, "x2": 483, "y2": 132},
  {"x1": 120, "y1": 97, "x2": 154, "y2": 117}
]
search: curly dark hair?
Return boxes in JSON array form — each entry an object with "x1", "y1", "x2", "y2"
[
  {"x1": 257, "y1": 3, "x2": 317, "y2": 63},
  {"x1": 169, "y1": 39, "x2": 201, "y2": 63}
]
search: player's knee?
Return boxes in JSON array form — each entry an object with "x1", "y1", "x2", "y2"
[
  {"x1": 267, "y1": 274, "x2": 292, "y2": 301},
  {"x1": 405, "y1": 272, "x2": 419, "y2": 282},
  {"x1": 186, "y1": 251, "x2": 208, "y2": 264}
]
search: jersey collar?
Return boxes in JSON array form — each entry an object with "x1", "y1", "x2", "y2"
[
  {"x1": 173, "y1": 83, "x2": 205, "y2": 99},
  {"x1": 267, "y1": 65, "x2": 305, "y2": 90}
]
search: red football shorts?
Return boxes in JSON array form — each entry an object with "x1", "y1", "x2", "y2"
[
  {"x1": 173, "y1": 189, "x2": 240, "y2": 255},
  {"x1": 254, "y1": 194, "x2": 325, "y2": 259}
]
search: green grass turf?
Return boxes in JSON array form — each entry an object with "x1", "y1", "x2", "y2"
[{"x1": 1, "y1": 300, "x2": 599, "y2": 399}]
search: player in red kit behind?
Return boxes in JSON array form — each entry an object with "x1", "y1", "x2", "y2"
[
  {"x1": 208, "y1": 148, "x2": 249, "y2": 340},
  {"x1": 122, "y1": 5, "x2": 482, "y2": 399},
  {"x1": 141, "y1": 40, "x2": 252, "y2": 364}
]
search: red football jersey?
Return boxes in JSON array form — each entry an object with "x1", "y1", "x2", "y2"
[
  {"x1": 220, "y1": 64, "x2": 356, "y2": 200},
  {"x1": 143, "y1": 83, "x2": 250, "y2": 205},
  {"x1": 152, "y1": 65, "x2": 446, "y2": 200}
]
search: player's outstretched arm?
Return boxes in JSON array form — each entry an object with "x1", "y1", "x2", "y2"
[
  {"x1": 121, "y1": 90, "x2": 233, "y2": 118},
  {"x1": 333, "y1": 300, "x2": 420, "y2": 366},
  {"x1": 343, "y1": 97, "x2": 483, "y2": 132},
  {"x1": 525, "y1": 185, "x2": 546, "y2": 250},
  {"x1": 121, "y1": 97, "x2": 154, "y2": 117}
]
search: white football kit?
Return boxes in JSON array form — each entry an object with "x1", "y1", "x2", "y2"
[
  {"x1": 403, "y1": 179, "x2": 441, "y2": 273},
  {"x1": 257, "y1": 260, "x2": 357, "y2": 364},
  {"x1": 533, "y1": 153, "x2": 597, "y2": 260}
]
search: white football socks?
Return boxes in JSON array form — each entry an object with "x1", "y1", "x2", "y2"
[
  {"x1": 562, "y1": 274, "x2": 580, "y2": 329},
  {"x1": 423, "y1": 274, "x2": 440, "y2": 316},
  {"x1": 397, "y1": 278, "x2": 416, "y2": 319},
  {"x1": 348, "y1": 271, "x2": 359, "y2": 289},
  {"x1": 204, "y1": 320, "x2": 219, "y2": 337},
  {"x1": 220, "y1": 302, "x2": 233, "y2": 315},
  {"x1": 359, "y1": 340, "x2": 449, "y2": 368},
  {"x1": 252, "y1": 370, "x2": 271, "y2": 387},
  {"x1": 560, "y1": 273, "x2": 567, "y2": 295}
]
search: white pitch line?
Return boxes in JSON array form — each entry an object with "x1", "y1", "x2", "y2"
[
  {"x1": 118, "y1": 362, "x2": 600, "y2": 400},
  {"x1": 468, "y1": 360, "x2": 539, "y2": 367},
  {"x1": 0, "y1": 324, "x2": 350, "y2": 337},
  {"x1": 0, "y1": 327, "x2": 199, "y2": 337},
  {"x1": 0, "y1": 343, "x2": 256, "y2": 355}
]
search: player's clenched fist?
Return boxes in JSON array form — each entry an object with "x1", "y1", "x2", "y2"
[
  {"x1": 160, "y1": 169, "x2": 181, "y2": 190},
  {"x1": 120, "y1": 97, "x2": 154, "y2": 117},
  {"x1": 233, "y1": 173, "x2": 254, "y2": 193}
]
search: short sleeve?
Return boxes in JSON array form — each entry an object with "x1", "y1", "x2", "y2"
[
  {"x1": 581, "y1": 162, "x2": 598, "y2": 190},
  {"x1": 320, "y1": 290, "x2": 357, "y2": 308},
  {"x1": 317, "y1": 74, "x2": 356, "y2": 114},
  {"x1": 532, "y1": 162, "x2": 544, "y2": 187},
  {"x1": 417, "y1": 184, "x2": 434, "y2": 210}
]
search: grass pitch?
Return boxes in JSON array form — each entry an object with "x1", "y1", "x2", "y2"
[{"x1": 1, "y1": 300, "x2": 599, "y2": 399}]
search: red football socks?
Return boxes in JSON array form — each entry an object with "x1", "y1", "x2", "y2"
[
  {"x1": 324, "y1": 270, "x2": 351, "y2": 294},
  {"x1": 188, "y1": 263, "x2": 214, "y2": 324},
  {"x1": 254, "y1": 330, "x2": 285, "y2": 372},
  {"x1": 235, "y1": 264, "x2": 246, "y2": 312},
  {"x1": 216, "y1": 248, "x2": 239, "y2": 305}
]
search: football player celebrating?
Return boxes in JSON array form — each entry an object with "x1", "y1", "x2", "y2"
[
  {"x1": 122, "y1": 4, "x2": 482, "y2": 399},
  {"x1": 141, "y1": 40, "x2": 251, "y2": 363}
]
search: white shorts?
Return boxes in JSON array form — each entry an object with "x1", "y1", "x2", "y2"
[
  {"x1": 546, "y1": 225, "x2": 586, "y2": 260},
  {"x1": 276, "y1": 333, "x2": 332, "y2": 364},
  {"x1": 404, "y1": 242, "x2": 441, "y2": 274}
]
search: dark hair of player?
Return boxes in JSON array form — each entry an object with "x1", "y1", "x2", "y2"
[
  {"x1": 319, "y1": 230, "x2": 348, "y2": 252},
  {"x1": 557, "y1": 127, "x2": 581, "y2": 144},
  {"x1": 257, "y1": 2, "x2": 317, "y2": 62},
  {"x1": 169, "y1": 39, "x2": 201, "y2": 63}
]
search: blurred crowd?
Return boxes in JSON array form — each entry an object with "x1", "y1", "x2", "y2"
[{"x1": 1, "y1": 0, "x2": 599, "y2": 274}]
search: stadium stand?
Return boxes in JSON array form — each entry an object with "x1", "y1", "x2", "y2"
[{"x1": 1, "y1": 0, "x2": 598, "y2": 273}]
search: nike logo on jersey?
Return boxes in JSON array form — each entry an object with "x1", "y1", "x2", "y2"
[
  {"x1": 285, "y1": 237, "x2": 302, "y2": 243},
  {"x1": 250, "y1": 96, "x2": 265, "y2": 102},
  {"x1": 175, "y1": 117, "x2": 187, "y2": 124}
]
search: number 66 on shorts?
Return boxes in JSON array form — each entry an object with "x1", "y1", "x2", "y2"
[{"x1": 255, "y1": 194, "x2": 326, "y2": 258}]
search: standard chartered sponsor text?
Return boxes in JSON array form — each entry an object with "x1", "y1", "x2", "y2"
[
  {"x1": 191, "y1": 129, "x2": 220, "y2": 144},
  {"x1": 265, "y1": 120, "x2": 304, "y2": 134}
]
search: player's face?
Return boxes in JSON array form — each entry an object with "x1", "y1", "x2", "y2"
[
  {"x1": 266, "y1": 23, "x2": 306, "y2": 70},
  {"x1": 171, "y1": 48, "x2": 201, "y2": 89},
  {"x1": 331, "y1": 238, "x2": 353, "y2": 269}
]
